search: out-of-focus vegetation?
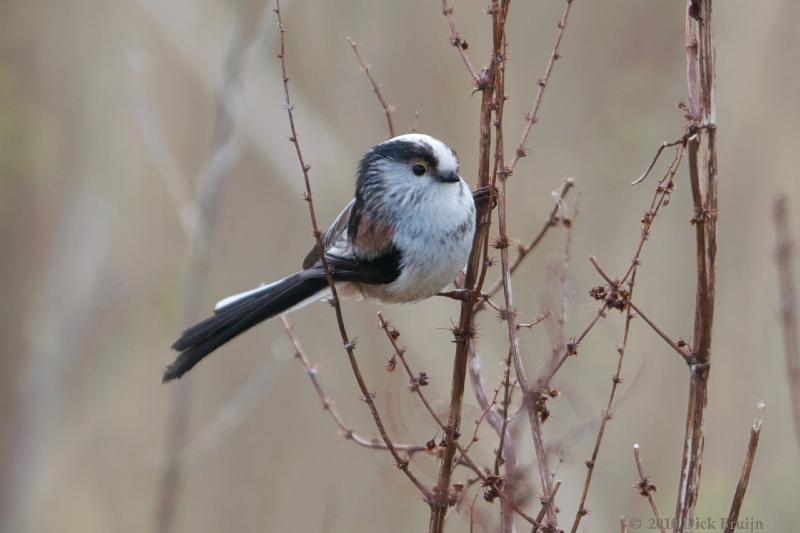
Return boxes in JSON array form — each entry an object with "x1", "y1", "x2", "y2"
[{"x1": 1, "y1": 1, "x2": 798, "y2": 532}]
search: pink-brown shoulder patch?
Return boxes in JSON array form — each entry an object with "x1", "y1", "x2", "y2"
[{"x1": 353, "y1": 215, "x2": 394, "y2": 255}]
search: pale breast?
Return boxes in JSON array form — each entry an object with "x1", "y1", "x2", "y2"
[{"x1": 361, "y1": 180, "x2": 475, "y2": 303}]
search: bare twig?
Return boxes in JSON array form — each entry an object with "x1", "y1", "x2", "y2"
[
  {"x1": 274, "y1": 1, "x2": 431, "y2": 501},
  {"x1": 570, "y1": 265, "x2": 639, "y2": 532},
  {"x1": 724, "y1": 402, "x2": 765, "y2": 533},
  {"x1": 631, "y1": 137, "x2": 685, "y2": 185},
  {"x1": 380, "y1": 314, "x2": 540, "y2": 529},
  {"x1": 568, "y1": 145, "x2": 685, "y2": 530},
  {"x1": 428, "y1": 1, "x2": 502, "y2": 529},
  {"x1": 675, "y1": 1, "x2": 718, "y2": 528},
  {"x1": 377, "y1": 313, "x2": 447, "y2": 430},
  {"x1": 621, "y1": 517, "x2": 629, "y2": 533},
  {"x1": 627, "y1": 301, "x2": 692, "y2": 364},
  {"x1": 346, "y1": 37, "x2": 396, "y2": 138},
  {"x1": 633, "y1": 444, "x2": 667, "y2": 533},
  {"x1": 439, "y1": 0, "x2": 481, "y2": 85},
  {"x1": 589, "y1": 256, "x2": 691, "y2": 366},
  {"x1": 282, "y1": 316, "x2": 427, "y2": 455},
  {"x1": 532, "y1": 480, "x2": 562, "y2": 532},
  {"x1": 484, "y1": 3, "x2": 538, "y2": 530},
  {"x1": 507, "y1": 0, "x2": 575, "y2": 175},
  {"x1": 492, "y1": 3, "x2": 577, "y2": 527},
  {"x1": 478, "y1": 177, "x2": 575, "y2": 311},
  {"x1": 539, "y1": 303, "x2": 607, "y2": 385},
  {"x1": 774, "y1": 194, "x2": 800, "y2": 449}
]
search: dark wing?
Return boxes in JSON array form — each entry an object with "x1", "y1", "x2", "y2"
[
  {"x1": 302, "y1": 199, "x2": 355, "y2": 269},
  {"x1": 321, "y1": 248, "x2": 402, "y2": 285}
]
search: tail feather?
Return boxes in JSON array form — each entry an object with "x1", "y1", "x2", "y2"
[{"x1": 163, "y1": 272, "x2": 327, "y2": 382}]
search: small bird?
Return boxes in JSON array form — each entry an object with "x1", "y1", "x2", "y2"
[{"x1": 164, "y1": 134, "x2": 486, "y2": 382}]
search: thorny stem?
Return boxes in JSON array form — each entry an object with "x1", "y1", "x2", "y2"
[
  {"x1": 724, "y1": 402, "x2": 765, "y2": 533},
  {"x1": 464, "y1": 373, "x2": 503, "y2": 453},
  {"x1": 477, "y1": 177, "x2": 575, "y2": 314},
  {"x1": 378, "y1": 313, "x2": 540, "y2": 527},
  {"x1": 439, "y1": 0, "x2": 481, "y2": 85},
  {"x1": 486, "y1": 2, "x2": 524, "y2": 531},
  {"x1": 622, "y1": 142, "x2": 685, "y2": 284},
  {"x1": 429, "y1": 0, "x2": 502, "y2": 529},
  {"x1": 538, "y1": 148, "x2": 686, "y2": 390},
  {"x1": 507, "y1": 0, "x2": 575, "y2": 176},
  {"x1": 534, "y1": 480, "x2": 562, "y2": 528},
  {"x1": 566, "y1": 136, "x2": 685, "y2": 530},
  {"x1": 274, "y1": 1, "x2": 431, "y2": 501},
  {"x1": 282, "y1": 316, "x2": 427, "y2": 455},
  {"x1": 626, "y1": 301, "x2": 693, "y2": 364},
  {"x1": 539, "y1": 304, "x2": 607, "y2": 385},
  {"x1": 491, "y1": 2, "x2": 577, "y2": 528},
  {"x1": 773, "y1": 194, "x2": 800, "y2": 449},
  {"x1": 346, "y1": 37, "x2": 395, "y2": 138},
  {"x1": 570, "y1": 266, "x2": 639, "y2": 532},
  {"x1": 378, "y1": 312, "x2": 447, "y2": 430},
  {"x1": 675, "y1": 1, "x2": 717, "y2": 529},
  {"x1": 633, "y1": 444, "x2": 668, "y2": 533},
  {"x1": 544, "y1": 127, "x2": 684, "y2": 388},
  {"x1": 589, "y1": 257, "x2": 693, "y2": 366}
]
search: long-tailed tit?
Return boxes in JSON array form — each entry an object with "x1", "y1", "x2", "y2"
[{"x1": 163, "y1": 134, "x2": 488, "y2": 382}]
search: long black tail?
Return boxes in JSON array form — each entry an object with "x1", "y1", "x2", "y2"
[{"x1": 163, "y1": 272, "x2": 328, "y2": 382}]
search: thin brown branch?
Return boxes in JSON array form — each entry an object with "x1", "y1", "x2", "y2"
[
  {"x1": 774, "y1": 194, "x2": 800, "y2": 449},
  {"x1": 517, "y1": 312, "x2": 550, "y2": 330},
  {"x1": 533, "y1": 480, "x2": 562, "y2": 532},
  {"x1": 346, "y1": 37, "x2": 396, "y2": 138},
  {"x1": 570, "y1": 266, "x2": 639, "y2": 533},
  {"x1": 621, "y1": 517, "x2": 629, "y2": 533},
  {"x1": 675, "y1": 2, "x2": 717, "y2": 528},
  {"x1": 633, "y1": 444, "x2": 668, "y2": 533},
  {"x1": 464, "y1": 369, "x2": 503, "y2": 453},
  {"x1": 439, "y1": 0, "x2": 481, "y2": 85},
  {"x1": 282, "y1": 316, "x2": 427, "y2": 455},
  {"x1": 568, "y1": 146, "x2": 686, "y2": 529},
  {"x1": 274, "y1": 1, "x2": 431, "y2": 501},
  {"x1": 467, "y1": 342, "x2": 520, "y2": 533},
  {"x1": 429, "y1": 1, "x2": 501, "y2": 529},
  {"x1": 488, "y1": 9, "x2": 530, "y2": 529},
  {"x1": 539, "y1": 303, "x2": 607, "y2": 385},
  {"x1": 724, "y1": 402, "x2": 765, "y2": 533},
  {"x1": 590, "y1": 255, "x2": 692, "y2": 366},
  {"x1": 631, "y1": 138, "x2": 685, "y2": 185},
  {"x1": 377, "y1": 312, "x2": 447, "y2": 430},
  {"x1": 494, "y1": 4, "x2": 579, "y2": 527},
  {"x1": 507, "y1": 0, "x2": 575, "y2": 175},
  {"x1": 628, "y1": 301, "x2": 693, "y2": 364},
  {"x1": 478, "y1": 177, "x2": 575, "y2": 311},
  {"x1": 621, "y1": 142, "x2": 684, "y2": 284},
  {"x1": 380, "y1": 314, "x2": 539, "y2": 529}
]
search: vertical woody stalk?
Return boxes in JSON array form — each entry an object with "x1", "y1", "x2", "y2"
[
  {"x1": 429, "y1": 7, "x2": 501, "y2": 533},
  {"x1": 674, "y1": 1, "x2": 717, "y2": 531}
]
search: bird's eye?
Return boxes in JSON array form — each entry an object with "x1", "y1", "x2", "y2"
[{"x1": 412, "y1": 163, "x2": 427, "y2": 176}]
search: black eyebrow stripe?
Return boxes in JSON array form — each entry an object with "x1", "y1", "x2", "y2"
[{"x1": 365, "y1": 140, "x2": 439, "y2": 168}]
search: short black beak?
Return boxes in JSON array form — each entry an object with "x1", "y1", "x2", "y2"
[{"x1": 438, "y1": 171, "x2": 460, "y2": 183}]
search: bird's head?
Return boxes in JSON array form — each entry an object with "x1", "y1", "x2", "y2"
[{"x1": 356, "y1": 134, "x2": 462, "y2": 198}]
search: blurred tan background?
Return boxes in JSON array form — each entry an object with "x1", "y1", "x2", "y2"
[{"x1": 1, "y1": 0, "x2": 799, "y2": 532}]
